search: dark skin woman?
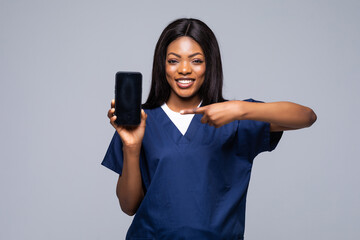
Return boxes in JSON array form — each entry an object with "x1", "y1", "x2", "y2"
[{"x1": 104, "y1": 18, "x2": 316, "y2": 239}]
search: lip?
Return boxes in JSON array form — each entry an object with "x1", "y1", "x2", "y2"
[{"x1": 175, "y1": 78, "x2": 195, "y2": 89}]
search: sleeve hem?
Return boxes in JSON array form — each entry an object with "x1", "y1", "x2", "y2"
[
  {"x1": 101, "y1": 160, "x2": 122, "y2": 175},
  {"x1": 262, "y1": 122, "x2": 283, "y2": 152}
]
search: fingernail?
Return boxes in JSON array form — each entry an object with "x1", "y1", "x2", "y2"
[{"x1": 180, "y1": 110, "x2": 184, "y2": 114}]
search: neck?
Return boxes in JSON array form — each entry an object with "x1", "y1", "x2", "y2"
[{"x1": 166, "y1": 94, "x2": 201, "y2": 112}]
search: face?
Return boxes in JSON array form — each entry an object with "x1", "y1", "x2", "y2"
[{"x1": 165, "y1": 36, "x2": 206, "y2": 102}]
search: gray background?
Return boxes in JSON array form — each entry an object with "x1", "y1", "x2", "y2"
[{"x1": 1, "y1": 0, "x2": 359, "y2": 239}]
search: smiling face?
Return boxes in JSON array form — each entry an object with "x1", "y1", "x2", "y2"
[{"x1": 165, "y1": 36, "x2": 206, "y2": 109}]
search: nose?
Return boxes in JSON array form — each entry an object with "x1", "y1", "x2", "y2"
[{"x1": 178, "y1": 61, "x2": 191, "y2": 75}]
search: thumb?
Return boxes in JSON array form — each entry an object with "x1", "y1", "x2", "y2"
[{"x1": 141, "y1": 109, "x2": 147, "y2": 121}]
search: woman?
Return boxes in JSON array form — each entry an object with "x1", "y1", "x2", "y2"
[{"x1": 102, "y1": 18, "x2": 316, "y2": 240}]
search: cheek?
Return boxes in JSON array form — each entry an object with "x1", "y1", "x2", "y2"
[
  {"x1": 197, "y1": 67, "x2": 206, "y2": 86},
  {"x1": 194, "y1": 65, "x2": 206, "y2": 78},
  {"x1": 165, "y1": 65, "x2": 176, "y2": 86},
  {"x1": 165, "y1": 64, "x2": 176, "y2": 76}
]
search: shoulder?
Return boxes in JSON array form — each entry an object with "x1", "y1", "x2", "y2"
[
  {"x1": 142, "y1": 107, "x2": 166, "y2": 127},
  {"x1": 143, "y1": 106, "x2": 161, "y2": 118}
]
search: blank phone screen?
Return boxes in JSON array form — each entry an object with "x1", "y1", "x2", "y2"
[{"x1": 115, "y1": 72, "x2": 142, "y2": 125}]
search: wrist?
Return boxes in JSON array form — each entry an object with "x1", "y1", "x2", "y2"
[
  {"x1": 123, "y1": 144, "x2": 141, "y2": 154},
  {"x1": 234, "y1": 100, "x2": 248, "y2": 120}
]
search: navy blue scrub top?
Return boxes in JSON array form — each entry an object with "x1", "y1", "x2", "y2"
[{"x1": 102, "y1": 99, "x2": 283, "y2": 240}]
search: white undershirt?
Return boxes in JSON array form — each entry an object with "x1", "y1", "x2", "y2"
[{"x1": 161, "y1": 102, "x2": 202, "y2": 135}]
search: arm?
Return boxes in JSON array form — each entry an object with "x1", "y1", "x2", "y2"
[
  {"x1": 180, "y1": 100, "x2": 317, "y2": 131},
  {"x1": 116, "y1": 145, "x2": 144, "y2": 216},
  {"x1": 108, "y1": 99, "x2": 146, "y2": 216},
  {"x1": 237, "y1": 101, "x2": 317, "y2": 131}
]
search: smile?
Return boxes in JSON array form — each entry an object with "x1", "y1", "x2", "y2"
[
  {"x1": 175, "y1": 78, "x2": 195, "y2": 89},
  {"x1": 177, "y1": 79, "x2": 193, "y2": 84}
]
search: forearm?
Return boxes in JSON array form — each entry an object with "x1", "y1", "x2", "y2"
[
  {"x1": 238, "y1": 101, "x2": 317, "y2": 129},
  {"x1": 117, "y1": 145, "x2": 144, "y2": 216}
]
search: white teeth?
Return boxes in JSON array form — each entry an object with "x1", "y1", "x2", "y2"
[{"x1": 178, "y1": 80, "x2": 192, "y2": 84}]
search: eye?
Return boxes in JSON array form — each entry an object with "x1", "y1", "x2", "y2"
[
  {"x1": 167, "y1": 59, "x2": 178, "y2": 64},
  {"x1": 192, "y1": 59, "x2": 204, "y2": 64}
]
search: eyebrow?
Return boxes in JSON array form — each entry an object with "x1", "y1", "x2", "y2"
[{"x1": 167, "y1": 52, "x2": 203, "y2": 58}]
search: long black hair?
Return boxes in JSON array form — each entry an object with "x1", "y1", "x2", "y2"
[{"x1": 142, "y1": 18, "x2": 226, "y2": 109}]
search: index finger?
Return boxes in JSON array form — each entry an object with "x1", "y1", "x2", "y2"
[
  {"x1": 111, "y1": 99, "x2": 115, "y2": 108},
  {"x1": 180, "y1": 107, "x2": 206, "y2": 115}
]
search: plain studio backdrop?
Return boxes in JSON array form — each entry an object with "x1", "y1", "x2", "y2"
[{"x1": 1, "y1": 0, "x2": 359, "y2": 239}]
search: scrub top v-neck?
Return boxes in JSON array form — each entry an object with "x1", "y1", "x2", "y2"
[
  {"x1": 157, "y1": 105, "x2": 202, "y2": 147},
  {"x1": 161, "y1": 101, "x2": 202, "y2": 136},
  {"x1": 102, "y1": 99, "x2": 283, "y2": 240}
]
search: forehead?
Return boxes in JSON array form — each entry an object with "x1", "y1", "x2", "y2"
[{"x1": 167, "y1": 36, "x2": 203, "y2": 54}]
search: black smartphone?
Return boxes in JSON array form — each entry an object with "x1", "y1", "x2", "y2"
[{"x1": 114, "y1": 71, "x2": 142, "y2": 126}]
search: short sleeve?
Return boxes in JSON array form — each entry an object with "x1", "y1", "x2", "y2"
[
  {"x1": 101, "y1": 132, "x2": 123, "y2": 175},
  {"x1": 240, "y1": 98, "x2": 283, "y2": 159},
  {"x1": 258, "y1": 121, "x2": 283, "y2": 153}
]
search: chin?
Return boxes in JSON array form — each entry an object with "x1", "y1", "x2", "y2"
[{"x1": 175, "y1": 91, "x2": 198, "y2": 100}]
